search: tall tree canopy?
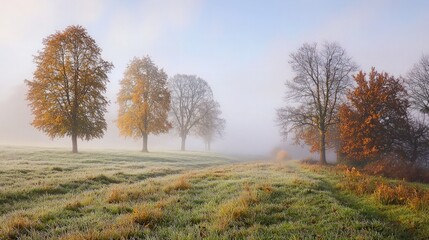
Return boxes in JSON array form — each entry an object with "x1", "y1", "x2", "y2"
[
  {"x1": 26, "y1": 25, "x2": 113, "y2": 153},
  {"x1": 169, "y1": 74, "x2": 215, "y2": 151},
  {"x1": 339, "y1": 69, "x2": 409, "y2": 161},
  {"x1": 117, "y1": 56, "x2": 171, "y2": 152},
  {"x1": 196, "y1": 100, "x2": 225, "y2": 151},
  {"x1": 277, "y1": 42, "x2": 357, "y2": 164}
]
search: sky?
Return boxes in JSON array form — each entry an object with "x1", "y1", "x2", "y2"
[{"x1": 0, "y1": 0, "x2": 429, "y2": 158}]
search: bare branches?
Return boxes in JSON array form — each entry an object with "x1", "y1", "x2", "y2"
[
  {"x1": 196, "y1": 101, "x2": 225, "y2": 150},
  {"x1": 169, "y1": 74, "x2": 215, "y2": 151},
  {"x1": 406, "y1": 54, "x2": 429, "y2": 114},
  {"x1": 277, "y1": 42, "x2": 357, "y2": 163}
]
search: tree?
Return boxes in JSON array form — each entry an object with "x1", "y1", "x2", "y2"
[
  {"x1": 117, "y1": 56, "x2": 171, "y2": 152},
  {"x1": 26, "y1": 25, "x2": 113, "y2": 153},
  {"x1": 169, "y1": 74, "x2": 215, "y2": 151},
  {"x1": 406, "y1": 54, "x2": 429, "y2": 114},
  {"x1": 339, "y1": 69, "x2": 409, "y2": 161},
  {"x1": 196, "y1": 101, "x2": 225, "y2": 151},
  {"x1": 277, "y1": 42, "x2": 357, "y2": 164}
]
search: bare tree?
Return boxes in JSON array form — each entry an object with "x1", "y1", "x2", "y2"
[
  {"x1": 196, "y1": 101, "x2": 225, "y2": 151},
  {"x1": 169, "y1": 74, "x2": 215, "y2": 151},
  {"x1": 277, "y1": 42, "x2": 357, "y2": 164},
  {"x1": 406, "y1": 54, "x2": 429, "y2": 114}
]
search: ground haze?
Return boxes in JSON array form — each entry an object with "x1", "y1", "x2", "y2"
[{"x1": 1, "y1": 146, "x2": 428, "y2": 239}]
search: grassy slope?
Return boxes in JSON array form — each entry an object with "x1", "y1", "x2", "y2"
[{"x1": 0, "y1": 146, "x2": 428, "y2": 239}]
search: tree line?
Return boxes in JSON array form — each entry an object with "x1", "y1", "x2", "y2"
[
  {"x1": 277, "y1": 42, "x2": 429, "y2": 170},
  {"x1": 26, "y1": 26, "x2": 225, "y2": 153}
]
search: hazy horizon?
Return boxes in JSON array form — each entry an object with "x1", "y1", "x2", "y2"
[{"x1": 1, "y1": 0, "x2": 428, "y2": 159}]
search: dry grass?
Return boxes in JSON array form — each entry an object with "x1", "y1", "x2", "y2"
[
  {"x1": 106, "y1": 187, "x2": 125, "y2": 203},
  {"x1": 337, "y1": 166, "x2": 429, "y2": 210},
  {"x1": 215, "y1": 183, "x2": 258, "y2": 230},
  {"x1": 338, "y1": 167, "x2": 380, "y2": 195},
  {"x1": 409, "y1": 191, "x2": 429, "y2": 211},
  {"x1": 64, "y1": 200, "x2": 84, "y2": 211},
  {"x1": 0, "y1": 213, "x2": 38, "y2": 239},
  {"x1": 163, "y1": 175, "x2": 191, "y2": 193},
  {"x1": 155, "y1": 196, "x2": 178, "y2": 210},
  {"x1": 60, "y1": 224, "x2": 141, "y2": 240},
  {"x1": 129, "y1": 203, "x2": 163, "y2": 227}
]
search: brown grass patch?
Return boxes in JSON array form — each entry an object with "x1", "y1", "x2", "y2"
[
  {"x1": 60, "y1": 224, "x2": 140, "y2": 240},
  {"x1": 155, "y1": 196, "x2": 179, "y2": 209},
  {"x1": 337, "y1": 166, "x2": 429, "y2": 210},
  {"x1": 106, "y1": 187, "x2": 125, "y2": 203},
  {"x1": 0, "y1": 213, "x2": 38, "y2": 239},
  {"x1": 64, "y1": 200, "x2": 84, "y2": 211},
  {"x1": 163, "y1": 176, "x2": 191, "y2": 193},
  {"x1": 337, "y1": 167, "x2": 379, "y2": 195},
  {"x1": 130, "y1": 203, "x2": 163, "y2": 227},
  {"x1": 257, "y1": 183, "x2": 274, "y2": 193}
]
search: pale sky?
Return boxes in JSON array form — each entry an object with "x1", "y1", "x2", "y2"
[{"x1": 1, "y1": 0, "x2": 429, "y2": 158}]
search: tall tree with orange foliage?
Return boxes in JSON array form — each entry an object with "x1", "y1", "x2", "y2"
[
  {"x1": 339, "y1": 69, "x2": 409, "y2": 161},
  {"x1": 117, "y1": 56, "x2": 171, "y2": 152},
  {"x1": 26, "y1": 25, "x2": 113, "y2": 153}
]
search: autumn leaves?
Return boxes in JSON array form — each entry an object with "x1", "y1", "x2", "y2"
[
  {"x1": 278, "y1": 41, "x2": 429, "y2": 166},
  {"x1": 26, "y1": 25, "x2": 224, "y2": 153},
  {"x1": 26, "y1": 26, "x2": 113, "y2": 153}
]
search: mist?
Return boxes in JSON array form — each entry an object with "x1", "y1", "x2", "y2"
[{"x1": 1, "y1": 1, "x2": 429, "y2": 160}]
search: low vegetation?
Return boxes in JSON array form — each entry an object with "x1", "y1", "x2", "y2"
[{"x1": 1, "y1": 146, "x2": 429, "y2": 239}]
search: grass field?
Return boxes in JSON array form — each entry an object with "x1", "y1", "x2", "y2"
[{"x1": 1, "y1": 146, "x2": 429, "y2": 239}]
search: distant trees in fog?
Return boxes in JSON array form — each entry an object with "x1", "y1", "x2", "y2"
[
  {"x1": 196, "y1": 101, "x2": 225, "y2": 151},
  {"x1": 169, "y1": 75, "x2": 223, "y2": 151},
  {"x1": 26, "y1": 25, "x2": 225, "y2": 153}
]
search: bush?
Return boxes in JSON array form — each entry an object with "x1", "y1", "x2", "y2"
[{"x1": 363, "y1": 157, "x2": 429, "y2": 183}]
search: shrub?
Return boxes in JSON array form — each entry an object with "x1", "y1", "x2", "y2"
[{"x1": 338, "y1": 167, "x2": 379, "y2": 195}]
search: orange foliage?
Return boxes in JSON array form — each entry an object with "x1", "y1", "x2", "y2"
[
  {"x1": 339, "y1": 68, "x2": 409, "y2": 161},
  {"x1": 26, "y1": 25, "x2": 113, "y2": 153},
  {"x1": 116, "y1": 56, "x2": 171, "y2": 151}
]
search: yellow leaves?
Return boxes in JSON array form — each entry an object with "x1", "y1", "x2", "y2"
[
  {"x1": 26, "y1": 25, "x2": 112, "y2": 145},
  {"x1": 117, "y1": 56, "x2": 171, "y2": 139}
]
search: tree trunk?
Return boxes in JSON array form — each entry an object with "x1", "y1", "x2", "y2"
[
  {"x1": 181, "y1": 134, "x2": 186, "y2": 151},
  {"x1": 142, "y1": 133, "x2": 148, "y2": 152},
  {"x1": 72, "y1": 133, "x2": 78, "y2": 153},
  {"x1": 319, "y1": 131, "x2": 327, "y2": 164}
]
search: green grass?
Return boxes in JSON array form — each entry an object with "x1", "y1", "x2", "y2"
[{"x1": 1, "y1": 146, "x2": 429, "y2": 239}]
